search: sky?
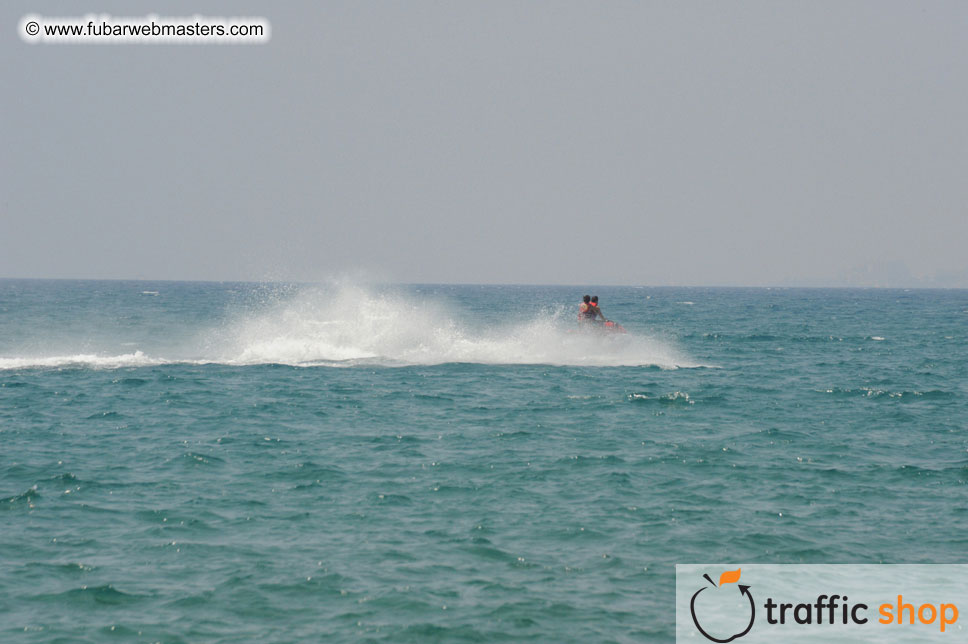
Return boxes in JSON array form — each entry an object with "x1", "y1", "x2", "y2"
[{"x1": 2, "y1": 1, "x2": 966, "y2": 287}]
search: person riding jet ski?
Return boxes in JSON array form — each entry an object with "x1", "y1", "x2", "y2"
[
  {"x1": 578, "y1": 295, "x2": 627, "y2": 333},
  {"x1": 578, "y1": 295, "x2": 598, "y2": 324},
  {"x1": 590, "y1": 296, "x2": 606, "y2": 323}
]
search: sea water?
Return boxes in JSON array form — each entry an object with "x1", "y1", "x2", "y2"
[{"x1": 1, "y1": 280, "x2": 966, "y2": 642}]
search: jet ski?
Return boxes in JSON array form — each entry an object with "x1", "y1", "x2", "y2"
[
  {"x1": 602, "y1": 320, "x2": 627, "y2": 334},
  {"x1": 572, "y1": 320, "x2": 628, "y2": 334}
]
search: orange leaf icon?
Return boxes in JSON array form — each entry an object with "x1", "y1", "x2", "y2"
[{"x1": 719, "y1": 568, "x2": 741, "y2": 586}]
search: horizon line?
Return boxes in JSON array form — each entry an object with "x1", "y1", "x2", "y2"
[{"x1": 1, "y1": 276, "x2": 966, "y2": 291}]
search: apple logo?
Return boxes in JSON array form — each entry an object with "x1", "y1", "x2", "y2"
[{"x1": 689, "y1": 569, "x2": 755, "y2": 643}]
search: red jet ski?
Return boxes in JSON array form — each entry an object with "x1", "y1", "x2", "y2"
[
  {"x1": 602, "y1": 320, "x2": 627, "y2": 334},
  {"x1": 571, "y1": 320, "x2": 627, "y2": 334}
]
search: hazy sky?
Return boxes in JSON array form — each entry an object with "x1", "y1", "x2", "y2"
[{"x1": 3, "y1": 1, "x2": 966, "y2": 286}]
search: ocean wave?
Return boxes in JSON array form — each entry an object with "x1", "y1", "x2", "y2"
[
  {"x1": 35, "y1": 584, "x2": 148, "y2": 606},
  {"x1": 627, "y1": 391, "x2": 695, "y2": 405},
  {"x1": 817, "y1": 387, "x2": 954, "y2": 400}
]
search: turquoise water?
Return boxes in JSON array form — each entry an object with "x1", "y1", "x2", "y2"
[{"x1": 2, "y1": 280, "x2": 966, "y2": 642}]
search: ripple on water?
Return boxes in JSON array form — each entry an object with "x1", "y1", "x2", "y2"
[
  {"x1": 3, "y1": 486, "x2": 40, "y2": 509},
  {"x1": 33, "y1": 584, "x2": 149, "y2": 607}
]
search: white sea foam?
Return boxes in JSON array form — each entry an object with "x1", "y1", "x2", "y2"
[
  {"x1": 0, "y1": 351, "x2": 169, "y2": 370},
  {"x1": 0, "y1": 284, "x2": 701, "y2": 370},
  {"x1": 217, "y1": 285, "x2": 696, "y2": 368}
]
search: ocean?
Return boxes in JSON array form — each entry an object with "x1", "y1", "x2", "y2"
[{"x1": 2, "y1": 280, "x2": 966, "y2": 642}]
